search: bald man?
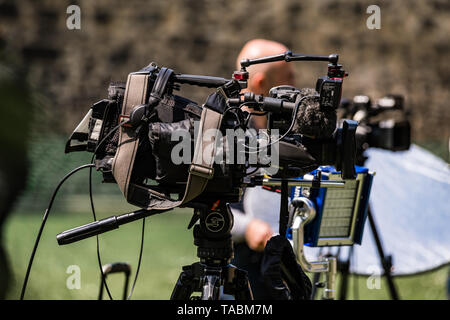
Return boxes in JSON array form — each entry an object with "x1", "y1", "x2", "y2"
[
  {"x1": 230, "y1": 39, "x2": 296, "y2": 299},
  {"x1": 237, "y1": 39, "x2": 295, "y2": 129}
]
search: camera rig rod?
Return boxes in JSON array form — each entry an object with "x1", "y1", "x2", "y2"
[{"x1": 258, "y1": 177, "x2": 345, "y2": 189}]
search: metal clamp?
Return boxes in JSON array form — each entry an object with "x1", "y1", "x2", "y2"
[
  {"x1": 290, "y1": 197, "x2": 337, "y2": 300},
  {"x1": 189, "y1": 164, "x2": 214, "y2": 180}
]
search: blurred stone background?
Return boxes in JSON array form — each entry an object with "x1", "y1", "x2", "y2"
[{"x1": 1, "y1": 0, "x2": 449, "y2": 144}]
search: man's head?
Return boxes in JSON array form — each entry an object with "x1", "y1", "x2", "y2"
[
  {"x1": 236, "y1": 39, "x2": 296, "y2": 128},
  {"x1": 236, "y1": 39, "x2": 295, "y2": 95}
]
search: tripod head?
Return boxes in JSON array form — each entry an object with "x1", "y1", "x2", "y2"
[{"x1": 187, "y1": 201, "x2": 235, "y2": 265}]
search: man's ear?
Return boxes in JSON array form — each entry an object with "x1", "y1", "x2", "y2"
[{"x1": 250, "y1": 72, "x2": 268, "y2": 94}]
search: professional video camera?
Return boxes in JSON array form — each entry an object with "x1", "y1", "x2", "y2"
[
  {"x1": 55, "y1": 51, "x2": 359, "y2": 300},
  {"x1": 338, "y1": 94, "x2": 411, "y2": 165},
  {"x1": 65, "y1": 52, "x2": 356, "y2": 211}
]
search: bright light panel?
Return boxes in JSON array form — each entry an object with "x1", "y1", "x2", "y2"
[{"x1": 319, "y1": 179, "x2": 359, "y2": 238}]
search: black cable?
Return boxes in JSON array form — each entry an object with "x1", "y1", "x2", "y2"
[
  {"x1": 94, "y1": 122, "x2": 125, "y2": 155},
  {"x1": 20, "y1": 120, "x2": 122, "y2": 300},
  {"x1": 87, "y1": 119, "x2": 145, "y2": 300},
  {"x1": 20, "y1": 163, "x2": 95, "y2": 300},
  {"x1": 88, "y1": 157, "x2": 114, "y2": 300},
  {"x1": 88, "y1": 119, "x2": 147, "y2": 300},
  {"x1": 20, "y1": 119, "x2": 145, "y2": 300},
  {"x1": 244, "y1": 95, "x2": 313, "y2": 154},
  {"x1": 89, "y1": 121, "x2": 126, "y2": 300},
  {"x1": 223, "y1": 103, "x2": 268, "y2": 131},
  {"x1": 89, "y1": 156, "x2": 144, "y2": 301},
  {"x1": 93, "y1": 120, "x2": 146, "y2": 300},
  {"x1": 127, "y1": 217, "x2": 146, "y2": 300},
  {"x1": 244, "y1": 111, "x2": 269, "y2": 129}
]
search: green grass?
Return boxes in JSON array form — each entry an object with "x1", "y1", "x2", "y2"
[
  {"x1": 3, "y1": 209, "x2": 448, "y2": 300},
  {"x1": 4, "y1": 208, "x2": 197, "y2": 300},
  {"x1": 319, "y1": 268, "x2": 448, "y2": 300}
]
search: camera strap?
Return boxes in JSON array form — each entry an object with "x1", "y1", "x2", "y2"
[{"x1": 112, "y1": 71, "x2": 223, "y2": 210}]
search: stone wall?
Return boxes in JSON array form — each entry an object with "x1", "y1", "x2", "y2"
[{"x1": 1, "y1": 0, "x2": 449, "y2": 142}]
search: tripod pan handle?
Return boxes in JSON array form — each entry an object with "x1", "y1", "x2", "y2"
[{"x1": 56, "y1": 216, "x2": 119, "y2": 245}]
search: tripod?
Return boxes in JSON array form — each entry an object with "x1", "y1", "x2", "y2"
[
  {"x1": 335, "y1": 151, "x2": 400, "y2": 300},
  {"x1": 170, "y1": 202, "x2": 253, "y2": 300},
  {"x1": 335, "y1": 206, "x2": 399, "y2": 300}
]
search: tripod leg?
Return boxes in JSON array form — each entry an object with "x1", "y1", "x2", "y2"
[
  {"x1": 222, "y1": 265, "x2": 253, "y2": 300},
  {"x1": 233, "y1": 268, "x2": 254, "y2": 300},
  {"x1": 367, "y1": 207, "x2": 399, "y2": 300},
  {"x1": 231, "y1": 267, "x2": 254, "y2": 300},
  {"x1": 171, "y1": 266, "x2": 196, "y2": 300},
  {"x1": 201, "y1": 274, "x2": 221, "y2": 300}
]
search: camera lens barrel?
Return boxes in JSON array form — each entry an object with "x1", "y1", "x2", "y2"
[{"x1": 261, "y1": 97, "x2": 295, "y2": 114}]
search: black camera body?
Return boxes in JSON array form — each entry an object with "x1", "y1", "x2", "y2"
[
  {"x1": 338, "y1": 94, "x2": 411, "y2": 165},
  {"x1": 68, "y1": 67, "x2": 248, "y2": 204}
]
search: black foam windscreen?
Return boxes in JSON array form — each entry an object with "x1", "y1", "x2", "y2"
[{"x1": 292, "y1": 88, "x2": 337, "y2": 139}]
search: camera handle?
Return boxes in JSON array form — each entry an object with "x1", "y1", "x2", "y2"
[
  {"x1": 235, "y1": 51, "x2": 344, "y2": 94},
  {"x1": 239, "y1": 51, "x2": 338, "y2": 69},
  {"x1": 56, "y1": 208, "x2": 170, "y2": 245},
  {"x1": 289, "y1": 197, "x2": 337, "y2": 300}
]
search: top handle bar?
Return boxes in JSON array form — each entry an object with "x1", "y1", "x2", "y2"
[
  {"x1": 171, "y1": 52, "x2": 339, "y2": 89},
  {"x1": 240, "y1": 51, "x2": 339, "y2": 68}
]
